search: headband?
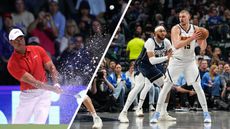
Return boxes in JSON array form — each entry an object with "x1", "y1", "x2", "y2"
[{"x1": 154, "y1": 26, "x2": 165, "y2": 32}]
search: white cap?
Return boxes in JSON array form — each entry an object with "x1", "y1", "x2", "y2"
[{"x1": 8, "y1": 28, "x2": 24, "y2": 40}]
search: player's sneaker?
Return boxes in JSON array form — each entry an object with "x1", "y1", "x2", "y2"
[
  {"x1": 118, "y1": 111, "x2": 129, "y2": 123},
  {"x1": 150, "y1": 112, "x2": 160, "y2": 123},
  {"x1": 159, "y1": 113, "x2": 176, "y2": 121},
  {"x1": 203, "y1": 112, "x2": 211, "y2": 123},
  {"x1": 149, "y1": 104, "x2": 155, "y2": 111},
  {"x1": 136, "y1": 108, "x2": 144, "y2": 117},
  {"x1": 92, "y1": 116, "x2": 103, "y2": 129}
]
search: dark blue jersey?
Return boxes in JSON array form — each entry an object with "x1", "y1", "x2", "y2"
[{"x1": 136, "y1": 37, "x2": 168, "y2": 73}]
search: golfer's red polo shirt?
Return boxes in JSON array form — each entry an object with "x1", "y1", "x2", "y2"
[{"x1": 7, "y1": 46, "x2": 51, "y2": 90}]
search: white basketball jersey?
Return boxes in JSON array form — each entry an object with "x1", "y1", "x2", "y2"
[{"x1": 172, "y1": 24, "x2": 196, "y2": 61}]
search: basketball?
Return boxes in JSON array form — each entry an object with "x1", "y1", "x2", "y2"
[{"x1": 197, "y1": 27, "x2": 209, "y2": 40}]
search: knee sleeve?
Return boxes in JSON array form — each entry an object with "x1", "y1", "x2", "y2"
[{"x1": 139, "y1": 78, "x2": 152, "y2": 100}]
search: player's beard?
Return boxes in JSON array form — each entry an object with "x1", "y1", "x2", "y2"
[{"x1": 157, "y1": 34, "x2": 165, "y2": 40}]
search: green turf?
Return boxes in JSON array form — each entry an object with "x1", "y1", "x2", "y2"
[{"x1": 0, "y1": 124, "x2": 68, "y2": 129}]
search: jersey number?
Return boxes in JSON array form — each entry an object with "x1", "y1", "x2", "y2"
[{"x1": 184, "y1": 44, "x2": 190, "y2": 49}]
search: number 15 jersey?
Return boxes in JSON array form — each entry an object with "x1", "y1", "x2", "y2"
[{"x1": 172, "y1": 24, "x2": 196, "y2": 62}]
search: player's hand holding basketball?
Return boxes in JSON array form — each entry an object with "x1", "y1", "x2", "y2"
[
  {"x1": 191, "y1": 30, "x2": 202, "y2": 40},
  {"x1": 197, "y1": 27, "x2": 209, "y2": 40},
  {"x1": 196, "y1": 27, "x2": 209, "y2": 46}
]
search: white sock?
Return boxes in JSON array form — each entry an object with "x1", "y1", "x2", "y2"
[{"x1": 91, "y1": 112, "x2": 97, "y2": 119}]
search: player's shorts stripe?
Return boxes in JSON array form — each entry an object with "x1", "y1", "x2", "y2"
[
  {"x1": 149, "y1": 73, "x2": 162, "y2": 82},
  {"x1": 195, "y1": 73, "x2": 200, "y2": 82},
  {"x1": 167, "y1": 69, "x2": 173, "y2": 83},
  {"x1": 174, "y1": 57, "x2": 182, "y2": 60}
]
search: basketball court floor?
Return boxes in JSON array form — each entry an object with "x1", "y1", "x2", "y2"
[{"x1": 71, "y1": 111, "x2": 229, "y2": 129}]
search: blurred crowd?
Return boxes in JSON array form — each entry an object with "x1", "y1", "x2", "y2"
[
  {"x1": 88, "y1": 0, "x2": 230, "y2": 112},
  {"x1": 0, "y1": 0, "x2": 128, "y2": 85}
]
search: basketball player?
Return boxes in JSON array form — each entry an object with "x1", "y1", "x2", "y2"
[
  {"x1": 118, "y1": 25, "x2": 174, "y2": 123},
  {"x1": 150, "y1": 10, "x2": 211, "y2": 123},
  {"x1": 7, "y1": 28, "x2": 63, "y2": 124}
]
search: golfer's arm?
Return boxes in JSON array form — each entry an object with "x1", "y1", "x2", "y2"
[
  {"x1": 20, "y1": 72, "x2": 55, "y2": 91},
  {"x1": 44, "y1": 61, "x2": 59, "y2": 84}
]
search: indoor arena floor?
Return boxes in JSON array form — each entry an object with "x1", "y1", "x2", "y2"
[{"x1": 72, "y1": 111, "x2": 230, "y2": 129}]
